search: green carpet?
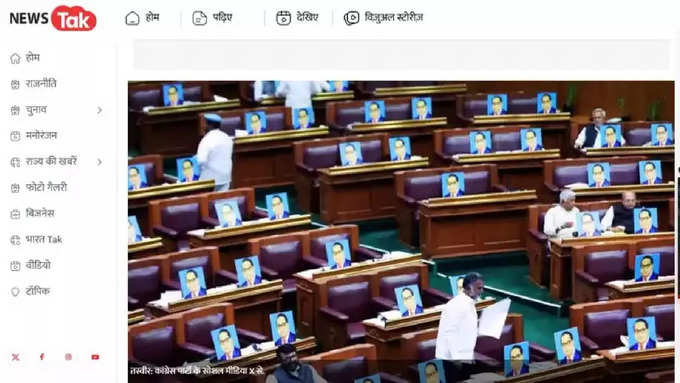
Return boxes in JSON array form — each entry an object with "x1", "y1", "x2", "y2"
[{"x1": 251, "y1": 185, "x2": 570, "y2": 350}]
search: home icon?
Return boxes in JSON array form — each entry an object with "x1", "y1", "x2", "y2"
[
  {"x1": 126, "y1": 11, "x2": 140, "y2": 26},
  {"x1": 10, "y1": 53, "x2": 20, "y2": 65}
]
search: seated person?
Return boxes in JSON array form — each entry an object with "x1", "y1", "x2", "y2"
[
  {"x1": 543, "y1": 190, "x2": 580, "y2": 239},
  {"x1": 601, "y1": 191, "x2": 637, "y2": 233},
  {"x1": 265, "y1": 344, "x2": 328, "y2": 383},
  {"x1": 574, "y1": 108, "x2": 627, "y2": 149}
]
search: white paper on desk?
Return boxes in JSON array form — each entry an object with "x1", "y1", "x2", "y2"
[
  {"x1": 234, "y1": 129, "x2": 248, "y2": 137},
  {"x1": 477, "y1": 298, "x2": 510, "y2": 339}
]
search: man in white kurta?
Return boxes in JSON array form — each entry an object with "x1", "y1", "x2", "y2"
[
  {"x1": 435, "y1": 272, "x2": 485, "y2": 379},
  {"x1": 543, "y1": 189, "x2": 580, "y2": 240},
  {"x1": 196, "y1": 113, "x2": 233, "y2": 192},
  {"x1": 275, "y1": 81, "x2": 330, "y2": 109}
]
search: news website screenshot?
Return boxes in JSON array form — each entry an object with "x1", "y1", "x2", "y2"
[{"x1": 2, "y1": 1, "x2": 679, "y2": 382}]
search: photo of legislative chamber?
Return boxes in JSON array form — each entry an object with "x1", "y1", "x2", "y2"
[{"x1": 127, "y1": 81, "x2": 675, "y2": 383}]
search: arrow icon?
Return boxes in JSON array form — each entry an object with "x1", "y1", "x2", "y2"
[
  {"x1": 97, "y1": 106, "x2": 102, "y2": 114},
  {"x1": 97, "y1": 158, "x2": 102, "y2": 166}
]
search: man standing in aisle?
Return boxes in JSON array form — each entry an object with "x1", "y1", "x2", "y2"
[
  {"x1": 197, "y1": 113, "x2": 233, "y2": 192},
  {"x1": 435, "y1": 272, "x2": 485, "y2": 381}
]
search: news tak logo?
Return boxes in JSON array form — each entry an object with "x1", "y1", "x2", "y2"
[{"x1": 9, "y1": 5, "x2": 96, "y2": 31}]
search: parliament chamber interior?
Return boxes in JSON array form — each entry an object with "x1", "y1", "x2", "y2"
[{"x1": 127, "y1": 80, "x2": 676, "y2": 383}]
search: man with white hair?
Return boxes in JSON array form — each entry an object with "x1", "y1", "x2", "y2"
[
  {"x1": 544, "y1": 189, "x2": 580, "y2": 239},
  {"x1": 574, "y1": 107, "x2": 626, "y2": 149}
]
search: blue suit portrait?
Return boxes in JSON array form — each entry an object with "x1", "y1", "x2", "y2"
[
  {"x1": 560, "y1": 349, "x2": 582, "y2": 364},
  {"x1": 343, "y1": 158, "x2": 363, "y2": 166},
  {"x1": 238, "y1": 275, "x2": 262, "y2": 288},
  {"x1": 184, "y1": 287, "x2": 207, "y2": 299},
  {"x1": 580, "y1": 229, "x2": 602, "y2": 237},
  {"x1": 222, "y1": 218, "x2": 242, "y2": 228},
  {"x1": 473, "y1": 147, "x2": 492, "y2": 154},
  {"x1": 391, "y1": 153, "x2": 411, "y2": 161},
  {"x1": 544, "y1": 107, "x2": 557, "y2": 113},
  {"x1": 188, "y1": 174, "x2": 200, "y2": 181},
  {"x1": 443, "y1": 190, "x2": 464, "y2": 198},
  {"x1": 635, "y1": 226, "x2": 658, "y2": 234},
  {"x1": 635, "y1": 272, "x2": 658, "y2": 282},
  {"x1": 523, "y1": 144, "x2": 543, "y2": 152},
  {"x1": 218, "y1": 348, "x2": 241, "y2": 360},
  {"x1": 275, "y1": 333, "x2": 296, "y2": 346},
  {"x1": 629, "y1": 339, "x2": 656, "y2": 351},
  {"x1": 653, "y1": 139, "x2": 673, "y2": 146},
  {"x1": 589, "y1": 179, "x2": 611, "y2": 188},
  {"x1": 401, "y1": 305, "x2": 423, "y2": 317},
  {"x1": 642, "y1": 178, "x2": 663, "y2": 185},
  {"x1": 128, "y1": 181, "x2": 148, "y2": 190},
  {"x1": 506, "y1": 364, "x2": 529, "y2": 377},
  {"x1": 269, "y1": 211, "x2": 289, "y2": 219},
  {"x1": 331, "y1": 259, "x2": 352, "y2": 269}
]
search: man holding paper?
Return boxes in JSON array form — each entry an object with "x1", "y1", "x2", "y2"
[{"x1": 435, "y1": 272, "x2": 485, "y2": 380}]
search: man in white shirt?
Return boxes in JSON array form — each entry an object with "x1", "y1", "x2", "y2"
[
  {"x1": 196, "y1": 114, "x2": 233, "y2": 192},
  {"x1": 574, "y1": 108, "x2": 627, "y2": 149},
  {"x1": 543, "y1": 189, "x2": 580, "y2": 240},
  {"x1": 275, "y1": 81, "x2": 330, "y2": 109},
  {"x1": 435, "y1": 272, "x2": 485, "y2": 381}
]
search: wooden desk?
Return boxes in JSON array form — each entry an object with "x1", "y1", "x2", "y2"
[
  {"x1": 433, "y1": 125, "x2": 563, "y2": 202},
  {"x1": 128, "y1": 180, "x2": 216, "y2": 235},
  {"x1": 135, "y1": 100, "x2": 241, "y2": 156},
  {"x1": 128, "y1": 309, "x2": 145, "y2": 325},
  {"x1": 187, "y1": 215, "x2": 314, "y2": 270},
  {"x1": 364, "y1": 299, "x2": 496, "y2": 374},
  {"x1": 128, "y1": 237, "x2": 164, "y2": 259},
  {"x1": 597, "y1": 346, "x2": 674, "y2": 380},
  {"x1": 347, "y1": 118, "x2": 447, "y2": 159},
  {"x1": 319, "y1": 158, "x2": 429, "y2": 224},
  {"x1": 147, "y1": 280, "x2": 283, "y2": 335},
  {"x1": 548, "y1": 232, "x2": 674, "y2": 300},
  {"x1": 471, "y1": 113, "x2": 572, "y2": 156},
  {"x1": 603, "y1": 278, "x2": 675, "y2": 300},
  {"x1": 231, "y1": 127, "x2": 330, "y2": 188},
  {"x1": 497, "y1": 358, "x2": 607, "y2": 383},
  {"x1": 418, "y1": 190, "x2": 538, "y2": 258},
  {"x1": 293, "y1": 254, "x2": 423, "y2": 337}
]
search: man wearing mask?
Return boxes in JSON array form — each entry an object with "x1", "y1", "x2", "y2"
[
  {"x1": 435, "y1": 272, "x2": 485, "y2": 381},
  {"x1": 601, "y1": 191, "x2": 637, "y2": 234},
  {"x1": 266, "y1": 344, "x2": 327, "y2": 383}
]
